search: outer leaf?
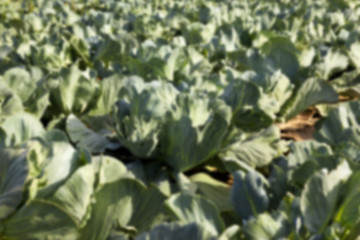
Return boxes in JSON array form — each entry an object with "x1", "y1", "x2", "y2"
[
  {"x1": 1, "y1": 67, "x2": 35, "y2": 102},
  {"x1": 299, "y1": 47, "x2": 316, "y2": 68},
  {"x1": 115, "y1": 81, "x2": 178, "y2": 158},
  {"x1": 281, "y1": 78, "x2": 338, "y2": 120},
  {"x1": 222, "y1": 79, "x2": 276, "y2": 131},
  {"x1": 47, "y1": 164, "x2": 95, "y2": 225},
  {"x1": 41, "y1": 129, "x2": 69, "y2": 143},
  {"x1": 107, "y1": 232, "x2": 129, "y2": 240},
  {"x1": 95, "y1": 34, "x2": 137, "y2": 64},
  {"x1": 79, "y1": 178, "x2": 145, "y2": 240},
  {"x1": 49, "y1": 65, "x2": 99, "y2": 115},
  {"x1": 173, "y1": 172, "x2": 197, "y2": 195},
  {"x1": 162, "y1": 96, "x2": 231, "y2": 171},
  {"x1": 90, "y1": 74, "x2": 124, "y2": 115},
  {"x1": 66, "y1": 114, "x2": 109, "y2": 153},
  {"x1": 0, "y1": 82, "x2": 23, "y2": 120},
  {"x1": 162, "y1": 114, "x2": 228, "y2": 171},
  {"x1": 34, "y1": 142, "x2": 82, "y2": 198},
  {"x1": 335, "y1": 171, "x2": 360, "y2": 228},
  {"x1": 348, "y1": 41, "x2": 360, "y2": 69},
  {"x1": 165, "y1": 193, "x2": 225, "y2": 236},
  {"x1": 252, "y1": 70, "x2": 294, "y2": 108},
  {"x1": 182, "y1": 22, "x2": 216, "y2": 45},
  {"x1": 128, "y1": 185, "x2": 168, "y2": 233},
  {"x1": 218, "y1": 225, "x2": 241, "y2": 240},
  {"x1": 2, "y1": 200, "x2": 78, "y2": 240},
  {"x1": 1, "y1": 112, "x2": 44, "y2": 146},
  {"x1": 93, "y1": 155, "x2": 127, "y2": 186},
  {"x1": 315, "y1": 100, "x2": 360, "y2": 145},
  {"x1": 190, "y1": 173, "x2": 232, "y2": 211},
  {"x1": 286, "y1": 140, "x2": 334, "y2": 184},
  {"x1": 69, "y1": 36, "x2": 92, "y2": 67},
  {"x1": 0, "y1": 149, "x2": 28, "y2": 220},
  {"x1": 220, "y1": 126, "x2": 284, "y2": 168},
  {"x1": 93, "y1": 157, "x2": 166, "y2": 233},
  {"x1": 242, "y1": 212, "x2": 290, "y2": 240},
  {"x1": 300, "y1": 161, "x2": 352, "y2": 233},
  {"x1": 230, "y1": 170, "x2": 269, "y2": 220},
  {"x1": 23, "y1": 83, "x2": 49, "y2": 119},
  {"x1": 287, "y1": 140, "x2": 333, "y2": 168},
  {"x1": 136, "y1": 222, "x2": 217, "y2": 240},
  {"x1": 260, "y1": 36, "x2": 300, "y2": 79},
  {"x1": 320, "y1": 49, "x2": 349, "y2": 80}
]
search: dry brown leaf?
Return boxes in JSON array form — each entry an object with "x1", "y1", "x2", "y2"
[{"x1": 277, "y1": 108, "x2": 320, "y2": 141}]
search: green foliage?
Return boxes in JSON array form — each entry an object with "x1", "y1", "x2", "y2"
[{"x1": 1, "y1": 0, "x2": 360, "y2": 239}]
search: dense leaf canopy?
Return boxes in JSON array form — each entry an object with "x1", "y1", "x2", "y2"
[{"x1": 1, "y1": 0, "x2": 360, "y2": 239}]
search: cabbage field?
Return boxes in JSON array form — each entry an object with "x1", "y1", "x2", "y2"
[{"x1": 1, "y1": 0, "x2": 360, "y2": 239}]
